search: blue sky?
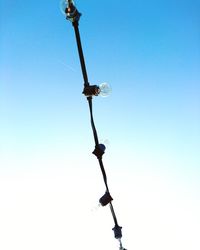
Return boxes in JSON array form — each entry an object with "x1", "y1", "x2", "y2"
[{"x1": 0, "y1": 1, "x2": 200, "y2": 249}]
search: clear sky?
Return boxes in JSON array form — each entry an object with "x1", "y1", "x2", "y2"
[{"x1": 0, "y1": 0, "x2": 200, "y2": 249}]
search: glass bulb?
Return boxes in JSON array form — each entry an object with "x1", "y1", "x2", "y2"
[
  {"x1": 60, "y1": 0, "x2": 75, "y2": 15},
  {"x1": 91, "y1": 203, "x2": 101, "y2": 213},
  {"x1": 100, "y1": 139, "x2": 110, "y2": 148},
  {"x1": 99, "y1": 82, "x2": 112, "y2": 97},
  {"x1": 60, "y1": 0, "x2": 68, "y2": 15}
]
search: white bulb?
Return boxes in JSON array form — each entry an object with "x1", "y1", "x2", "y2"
[
  {"x1": 60, "y1": 0, "x2": 76, "y2": 15},
  {"x1": 60, "y1": 0, "x2": 68, "y2": 15},
  {"x1": 91, "y1": 203, "x2": 101, "y2": 213},
  {"x1": 99, "y1": 82, "x2": 112, "y2": 97},
  {"x1": 101, "y1": 139, "x2": 110, "y2": 147}
]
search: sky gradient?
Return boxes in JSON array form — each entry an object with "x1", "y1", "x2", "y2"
[{"x1": 0, "y1": 0, "x2": 200, "y2": 249}]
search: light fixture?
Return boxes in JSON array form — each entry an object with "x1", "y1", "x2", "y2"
[
  {"x1": 113, "y1": 224, "x2": 122, "y2": 239},
  {"x1": 82, "y1": 82, "x2": 111, "y2": 97},
  {"x1": 61, "y1": 1, "x2": 127, "y2": 249},
  {"x1": 99, "y1": 192, "x2": 113, "y2": 206},
  {"x1": 99, "y1": 82, "x2": 112, "y2": 97},
  {"x1": 60, "y1": 0, "x2": 81, "y2": 22},
  {"x1": 92, "y1": 144, "x2": 106, "y2": 159}
]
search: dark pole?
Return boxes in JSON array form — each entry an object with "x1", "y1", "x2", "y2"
[{"x1": 62, "y1": 1, "x2": 127, "y2": 249}]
